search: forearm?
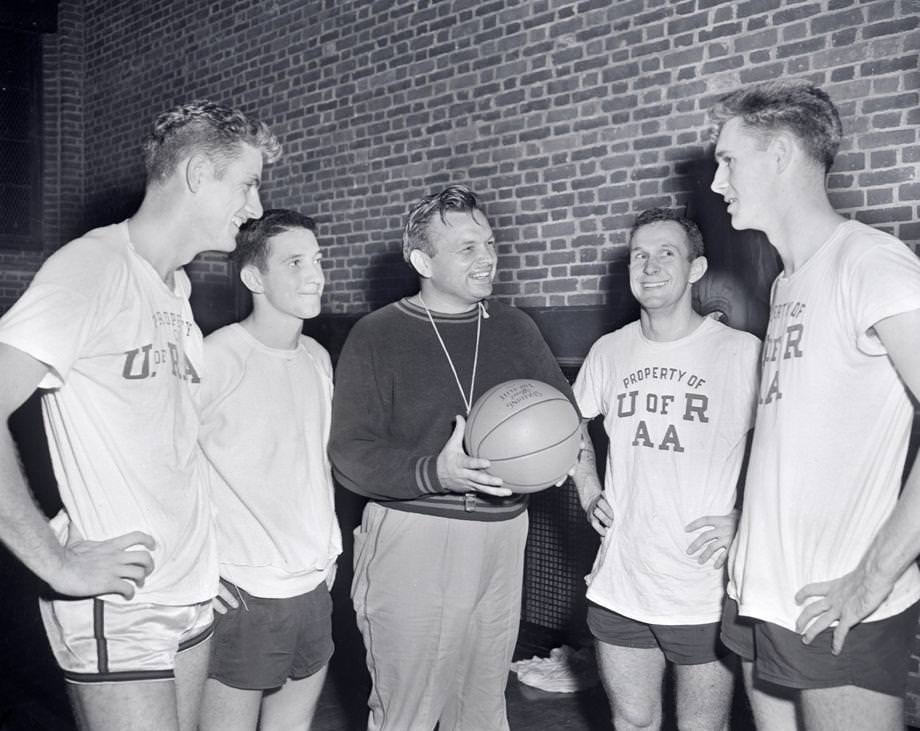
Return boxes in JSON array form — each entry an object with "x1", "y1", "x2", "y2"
[
  {"x1": 858, "y1": 453, "x2": 920, "y2": 592},
  {"x1": 330, "y1": 442, "x2": 439, "y2": 500},
  {"x1": 572, "y1": 422, "x2": 603, "y2": 511},
  {"x1": 0, "y1": 426, "x2": 65, "y2": 587}
]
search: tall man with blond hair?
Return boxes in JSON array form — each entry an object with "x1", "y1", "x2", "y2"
[{"x1": 0, "y1": 100, "x2": 279, "y2": 730}]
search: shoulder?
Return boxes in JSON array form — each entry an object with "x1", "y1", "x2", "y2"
[
  {"x1": 591, "y1": 320, "x2": 638, "y2": 351},
  {"x1": 836, "y1": 220, "x2": 915, "y2": 265},
  {"x1": 486, "y1": 299, "x2": 531, "y2": 324},
  {"x1": 38, "y1": 223, "x2": 131, "y2": 283},
  {"x1": 204, "y1": 324, "x2": 252, "y2": 362},
  {"x1": 707, "y1": 318, "x2": 759, "y2": 344},
  {"x1": 349, "y1": 302, "x2": 404, "y2": 336},
  {"x1": 298, "y1": 334, "x2": 333, "y2": 375},
  {"x1": 701, "y1": 321, "x2": 761, "y2": 377},
  {"x1": 703, "y1": 318, "x2": 760, "y2": 350},
  {"x1": 485, "y1": 300, "x2": 544, "y2": 340}
]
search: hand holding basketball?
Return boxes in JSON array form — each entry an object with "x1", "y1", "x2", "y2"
[{"x1": 436, "y1": 415, "x2": 512, "y2": 497}]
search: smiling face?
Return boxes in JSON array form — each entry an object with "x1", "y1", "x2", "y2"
[
  {"x1": 414, "y1": 209, "x2": 497, "y2": 312},
  {"x1": 628, "y1": 220, "x2": 706, "y2": 315},
  {"x1": 710, "y1": 117, "x2": 776, "y2": 233},
  {"x1": 197, "y1": 143, "x2": 265, "y2": 253},
  {"x1": 249, "y1": 227, "x2": 324, "y2": 321}
]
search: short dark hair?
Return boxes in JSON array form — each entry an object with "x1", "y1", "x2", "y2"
[
  {"x1": 142, "y1": 99, "x2": 281, "y2": 184},
  {"x1": 708, "y1": 80, "x2": 843, "y2": 173},
  {"x1": 402, "y1": 184, "x2": 483, "y2": 262},
  {"x1": 231, "y1": 209, "x2": 317, "y2": 271},
  {"x1": 629, "y1": 208, "x2": 705, "y2": 260}
]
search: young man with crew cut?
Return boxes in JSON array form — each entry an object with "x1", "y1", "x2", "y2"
[
  {"x1": 712, "y1": 79, "x2": 920, "y2": 731},
  {"x1": 573, "y1": 207, "x2": 759, "y2": 731}
]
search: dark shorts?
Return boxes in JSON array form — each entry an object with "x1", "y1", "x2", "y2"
[
  {"x1": 208, "y1": 579, "x2": 334, "y2": 691},
  {"x1": 587, "y1": 601, "x2": 727, "y2": 665},
  {"x1": 721, "y1": 597, "x2": 920, "y2": 697}
]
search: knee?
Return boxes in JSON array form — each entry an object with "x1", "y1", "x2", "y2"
[{"x1": 612, "y1": 703, "x2": 661, "y2": 730}]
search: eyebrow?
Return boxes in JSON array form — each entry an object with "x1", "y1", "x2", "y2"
[{"x1": 454, "y1": 237, "x2": 491, "y2": 248}]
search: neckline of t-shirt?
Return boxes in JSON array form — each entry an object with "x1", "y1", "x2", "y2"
[
  {"x1": 120, "y1": 221, "x2": 187, "y2": 300},
  {"x1": 231, "y1": 323, "x2": 305, "y2": 357},
  {"x1": 776, "y1": 219, "x2": 854, "y2": 285},
  {"x1": 635, "y1": 314, "x2": 718, "y2": 348}
]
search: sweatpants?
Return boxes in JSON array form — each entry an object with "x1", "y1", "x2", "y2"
[{"x1": 351, "y1": 502, "x2": 528, "y2": 731}]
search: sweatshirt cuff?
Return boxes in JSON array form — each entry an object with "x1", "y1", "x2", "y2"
[{"x1": 415, "y1": 455, "x2": 443, "y2": 494}]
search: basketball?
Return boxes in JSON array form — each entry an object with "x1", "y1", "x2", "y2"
[{"x1": 464, "y1": 379, "x2": 581, "y2": 494}]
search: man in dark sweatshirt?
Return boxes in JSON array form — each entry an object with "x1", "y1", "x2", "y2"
[{"x1": 330, "y1": 184, "x2": 575, "y2": 731}]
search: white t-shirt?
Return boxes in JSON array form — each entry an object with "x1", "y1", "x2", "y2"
[
  {"x1": 0, "y1": 222, "x2": 217, "y2": 605},
  {"x1": 198, "y1": 324, "x2": 342, "y2": 598},
  {"x1": 575, "y1": 316, "x2": 760, "y2": 624},
  {"x1": 729, "y1": 220, "x2": 920, "y2": 630}
]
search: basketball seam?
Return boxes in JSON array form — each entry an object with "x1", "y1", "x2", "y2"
[
  {"x1": 484, "y1": 423, "x2": 581, "y2": 464},
  {"x1": 470, "y1": 396, "x2": 575, "y2": 454}
]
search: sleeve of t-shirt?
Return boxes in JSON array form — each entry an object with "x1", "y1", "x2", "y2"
[
  {"x1": 848, "y1": 237, "x2": 920, "y2": 356},
  {"x1": 732, "y1": 332, "x2": 762, "y2": 434},
  {"x1": 573, "y1": 338, "x2": 609, "y2": 420},
  {"x1": 0, "y1": 244, "x2": 113, "y2": 390}
]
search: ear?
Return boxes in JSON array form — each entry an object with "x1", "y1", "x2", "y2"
[
  {"x1": 409, "y1": 248, "x2": 432, "y2": 278},
  {"x1": 770, "y1": 132, "x2": 796, "y2": 175},
  {"x1": 689, "y1": 256, "x2": 708, "y2": 285},
  {"x1": 239, "y1": 264, "x2": 264, "y2": 295},
  {"x1": 184, "y1": 153, "x2": 211, "y2": 193}
]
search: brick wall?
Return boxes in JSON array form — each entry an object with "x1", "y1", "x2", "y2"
[
  {"x1": 0, "y1": 1, "x2": 84, "y2": 315},
  {"x1": 2, "y1": 1, "x2": 917, "y2": 317},
  {"x1": 69, "y1": 0, "x2": 920, "y2": 317}
]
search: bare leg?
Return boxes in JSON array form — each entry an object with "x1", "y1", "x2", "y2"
[
  {"x1": 801, "y1": 685, "x2": 902, "y2": 731},
  {"x1": 741, "y1": 659, "x2": 801, "y2": 730},
  {"x1": 174, "y1": 636, "x2": 210, "y2": 731},
  {"x1": 595, "y1": 640, "x2": 667, "y2": 730},
  {"x1": 673, "y1": 656, "x2": 734, "y2": 731},
  {"x1": 260, "y1": 666, "x2": 328, "y2": 731},
  {"x1": 68, "y1": 680, "x2": 179, "y2": 731},
  {"x1": 198, "y1": 678, "x2": 262, "y2": 731}
]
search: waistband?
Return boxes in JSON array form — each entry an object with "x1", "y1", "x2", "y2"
[{"x1": 375, "y1": 492, "x2": 528, "y2": 522}]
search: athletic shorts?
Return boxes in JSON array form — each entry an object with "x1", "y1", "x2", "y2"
[
  {"x1": 587, "y1": 601, "x2": 726, "y2": 665},
  {"x1": 39, "y1": 595, "x2": 212, "y2": 683},
  {"x1": 208, "y1": 579, "x2": 333, "y2": 691},
  {"x1": 721, "y1": 597, "x2": 920, "y2": 696}
]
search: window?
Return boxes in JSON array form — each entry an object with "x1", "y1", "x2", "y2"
[{"x1": 0, "y1": 27, "x2": 42, "y2": 250}]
